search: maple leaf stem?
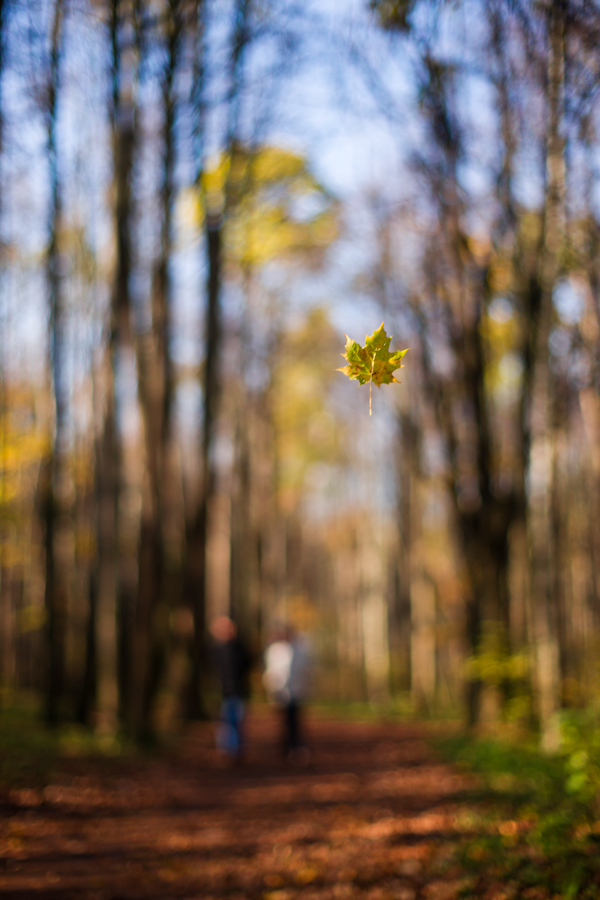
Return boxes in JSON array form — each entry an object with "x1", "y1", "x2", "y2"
[{"x1": 369, "y1": 350, "x2": 377, "y2": 417}]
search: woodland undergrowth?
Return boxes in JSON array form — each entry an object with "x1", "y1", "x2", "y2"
[
  {"x1": 438, "y1": 713, "x2": 600, "y2": 899},
  {"x1": 0, "y1": 697, "x2": 132, "y2": 789}
]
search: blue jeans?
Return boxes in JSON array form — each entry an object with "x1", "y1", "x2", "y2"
[{"x1": 217, "y1": 697, "x2": 245, "y2": 756}]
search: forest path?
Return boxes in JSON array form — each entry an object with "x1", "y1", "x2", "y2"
[{"x1": 0, "y1": 712, "x2": 475, "y2": 900}]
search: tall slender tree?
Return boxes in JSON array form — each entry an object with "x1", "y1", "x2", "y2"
[
  {"x1": 132, "y1": 0, "x2": 185, "y2": 739},
  {"x1": 183, "y1": 0, "x2": 252, "y2": 716},
  {"x1": 92, "y1": 0, "x2": 142, "y2": 735},
  {"x1": 42, "y1": 0, "x2": 67, "y2": 726},
  {"x1": 526, "y1": 0, "x2": 567, "y2": 750}
]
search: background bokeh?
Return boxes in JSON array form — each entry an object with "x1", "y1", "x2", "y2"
[{"x1": 0, "y1": 0, "x2": 599, "y2": 748}]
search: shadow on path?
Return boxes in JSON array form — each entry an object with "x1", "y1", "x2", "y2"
[{"x1": 0, "y1": 712, "x2": 474, "y2": 900}]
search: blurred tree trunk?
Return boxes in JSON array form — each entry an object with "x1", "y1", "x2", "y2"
[
  {"x1": 183, "y1": 0, "x2": 251, "y2": 717},
  {"x1": 132, "y1": 0, "x2": 183, "y2": 740},
  {"x1": 0, "y1": 0, "x2": 3, "y2": 180},
  {"x1": 91, "y1": 0, "x2": 141, "y2": 736},
  {"x1": 42, "y1": 0, "x2": 67, "y2": 726},
  {"x1": 581, "y1": 223, "x2": 600, "y2": 636},
  {"x1": 0, "y1": 0, "x2": 10, "y2": 695},
  {"x1": 393, "y1": 393, "x2": 418, "y2": 695},
  {"x1": 229, "y1": 272, "x2": 262, "y2": 644},
  {"x1": 254, "y1": 347, "x2": 282, "y2": 652},
  {"x1": 579, "y1": 387, "x2": 600, "y2": 673},
  {"x1": 527, "y1": 0, "x2": 566, "y2": 751},
  {"x1": 373, "y1": 0, "x2": 527, "y2": 727},
  {"x1": 457, "y1": 299, "x2": 514, "y2": 724},
  {"x1": 410, "y1": 575, "x2": 436, "y2": 714},
  {"x1": 413, "y1": 55, "x2": 521, "y2": 727},
  {"x1": 0, "y1": 392, "x2": 12, "y2": 693},
  {"x1": 0, "y1": 401, "x2": 15, "y2": 694},
  {"x1": 72, "y1": 436, "x2": 94, "y2": 723},
  {"x1": 361, "y1": 524, "x2": 390, "y2": 705},
  {"x1": 396, "y1": 383, "x2": 436, "y2": 713},
  {"x1": 182, "y1": 211, "x2": 222, "y2": 717},
  {"x1": 77, "y1": 443, "x2": 96, "y2": 724},
  {"x1": 415, "y1": 232, "x2": 515, "y2": 728},
  {"x1": 229, "y1": 402, "x2": 255, "y2": 629},
  {"x1": 551, "y1": 389, "x2": 570, "y2": 700},
  {"x1": 180, "y1": 0, "x2": 207, "y2": 719}
]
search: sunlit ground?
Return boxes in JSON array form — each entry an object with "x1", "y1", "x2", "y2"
[
  {"x1": 1, "y1": 704, "x2": 599, "y2": 899},
  {"x1": 0, "y1": 705, "x2": 470, "y2": 899}
]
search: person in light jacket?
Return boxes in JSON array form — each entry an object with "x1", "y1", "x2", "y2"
[{"x1": 263, "y1": 625, "x2": 311, "y2": 762}]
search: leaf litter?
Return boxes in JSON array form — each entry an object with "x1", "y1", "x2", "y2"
[{"x1": 0, "y1": 713, "x2": 568, "y2": 899}]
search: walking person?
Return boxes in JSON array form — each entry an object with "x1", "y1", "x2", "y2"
[
  {"x1": 263, "y1": 624, "x2": 311, "y2": 764},
  {"x1": 209, "y1": 616, "x2": 251, "y2": 764}
]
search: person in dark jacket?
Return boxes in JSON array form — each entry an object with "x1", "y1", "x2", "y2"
[{"x1": 209, "y1": 616, "x2": 251, "y2": 761}]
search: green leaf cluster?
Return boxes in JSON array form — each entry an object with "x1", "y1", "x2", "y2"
[
  {"x1": 337, "y1": 323, "x2": 408, "y2": 388},
  {"x1": 438, "y1": 728, "x2": 600, "y2": 900}
]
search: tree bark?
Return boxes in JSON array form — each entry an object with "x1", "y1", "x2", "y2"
[
  {"x1": 411, "y1": 54, "x2": 524, "y2": 727},
  {"x1": 183, "y1": 220, "x2": 222, "y2": 717},
  {"x1": 92, "y1": 0, "x2": 140, "y2": 736},
  {"x1": 527, "y1": 0, "x2": 566, "y2": 751},
  {"x1": 130, "y1": 0, "x2": 183, "y2": 741},
  {"x1": 394, "y1": 397, "x2": 417, "y2": 695},
  {"x1": 0, "y1": 0, "x2": 11, "y2": 696},
  {"x1": 183, "y1": 0, "x2": 252, "y2": 716},
  {"x1": 43, "y1": 0, "x2": 67, "y2": 727}
]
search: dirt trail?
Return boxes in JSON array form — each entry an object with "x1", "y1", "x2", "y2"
[{"x1": 0, "y1": 712, "x2": 473, "y2": 900}]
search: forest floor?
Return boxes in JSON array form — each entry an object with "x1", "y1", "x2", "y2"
[{"x1": 0, "y1": 708, "x2": 576, "y2": 900}]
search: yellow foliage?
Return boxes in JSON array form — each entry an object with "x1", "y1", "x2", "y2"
[
  {"x1": 183, "y1": 144, "x2": 338, "y2": 269},
  {"x1": 465, "y1": 629, "x2": 530, "y2": 687},
  {"x1": 0, "y1": 387, "x2": 50, "y2": 579},
  {"x1": 0, "y1": 431, "x2": 48, "y2": 473},
  {"x1": 247, "y1": 145, "x2": 305, "y2": 182}
]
